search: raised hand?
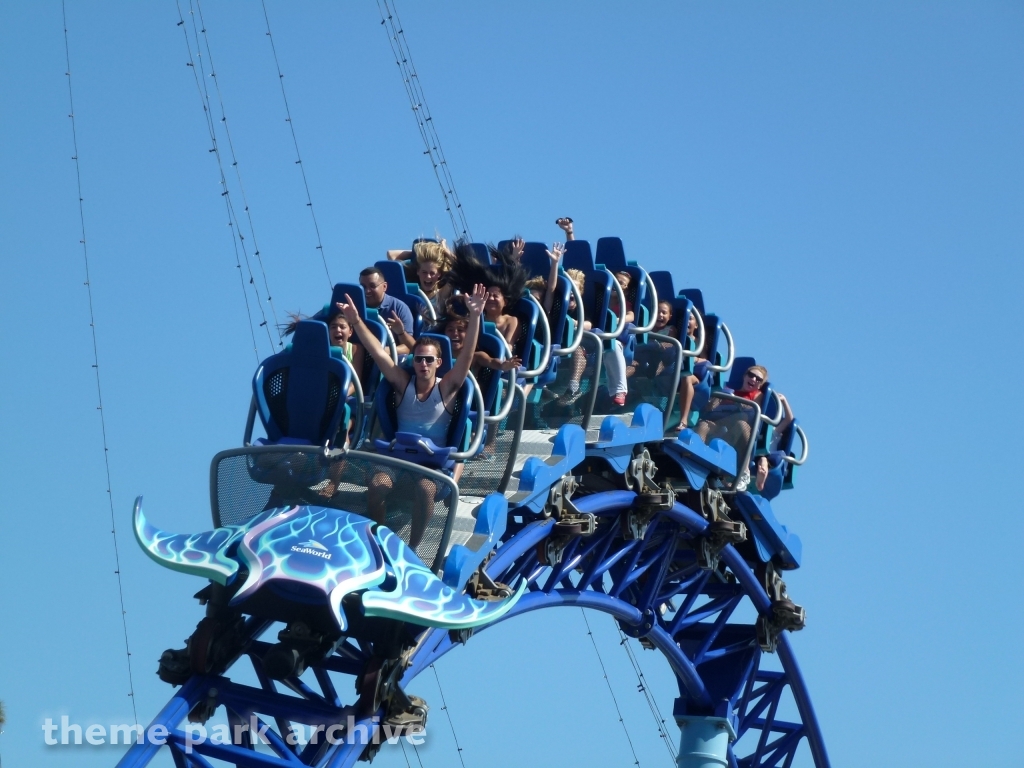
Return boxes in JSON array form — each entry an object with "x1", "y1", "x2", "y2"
[
  {"x1": 336, "y1": 297, "x2": 360, "y2": 325},
  {"x1": 464, "y1": 283, "x2": 487, "y2": 317},
  {"x1": 511, "y1": 237, "x2": 526, "y2": 260},
  {"x1": 385, "y1": 309, "x2": 406, "y2": 336},
  {"x1": 555, "y1": 217, "x2": 574, "y2": 236},
  {"x1": 546, "y1": 241, "x2": 565, "y2": 264}
]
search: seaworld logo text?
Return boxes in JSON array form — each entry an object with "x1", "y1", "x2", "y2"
[{"x1": 291, "y1": 539, "x2": 332, "y2": 560}]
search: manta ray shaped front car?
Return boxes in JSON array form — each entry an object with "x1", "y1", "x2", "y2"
[{"x1": 133, "y1": 499, "x2": 524, "y2": 632}]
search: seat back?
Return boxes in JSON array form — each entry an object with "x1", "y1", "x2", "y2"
[
  {"x1": 650, "y1": 270, "x2": 675, "y2": 303},
  {"x1": 465, "y1": 242, "x2": 490, "y2": 263},
  {"x1": 497, "y1": 240, "x2": 551, "y2": 279},
  {"x1": 563, "y1": 239, "x2": 596, "y2": 272},
  {"x1": 252, "y1": 320, "x2": 351, "y2": 447},
  {"x1": 474, "y1": 326, "x2": 511, "y2": 415},
  {"x1": 581, "y1": 268, "x2": 617, "y2": 335},
  {"x1": 507, "y1": 296, "x2": 542, "y2": 381},
  {"x1": 678, "y1": 288, "x2": 706, "y2": 317}
]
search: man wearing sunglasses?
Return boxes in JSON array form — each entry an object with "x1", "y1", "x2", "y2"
[{"x1": 337, "y1": 283, "x2": 487, "y2": 548}]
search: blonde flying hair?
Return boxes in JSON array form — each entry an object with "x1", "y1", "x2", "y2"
[{"x1": 413, "y1": 239, "x2": 453, "y2": 272}]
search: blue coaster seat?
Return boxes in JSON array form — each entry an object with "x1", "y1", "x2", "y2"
[{"x1": 251, "y1": 320, "x2": 352, "y2": 448}]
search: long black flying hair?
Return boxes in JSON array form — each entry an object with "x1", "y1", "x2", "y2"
[{"x1": 447, "y1": 241, "x2": 528, "y2": 314}]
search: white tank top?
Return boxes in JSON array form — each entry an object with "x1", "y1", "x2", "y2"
[{"x1": 396, "y1": 377, "x2": 452, "y2": 445}]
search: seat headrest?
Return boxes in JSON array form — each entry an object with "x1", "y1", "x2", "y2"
[
  {"x1": 328, "y1": 283, "x2": 368, "y2": 320},
  {"x1": 563, "y1": 240, "x2": 595, "y2": 272},
  {"x1": 595, "y1": 237, "x2": 627, "y2": 271},
  {"x1": 467, "y1": 242, "x2": 490, "y2": 263},
  {"x1": 493, "y1": 241, "x2": 550, "y2": 279},
  {"x1": 373, "y1": 261, "x2": 409, "y2": 295},
  {"x1": 650, "y1": 271, "x2": 675, "y2": 303},
  {"x1": 678, "y1": 288, "x2": 705, "y2": 316},
  {"x1": 291, "y1": 320, "x2": 332, "y2": 363}
]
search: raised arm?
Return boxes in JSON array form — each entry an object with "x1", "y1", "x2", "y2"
[
  {"x1": 386, "y1": 249, "x2": 412, "y2": 261},
  {"x1": 336, "y1": 297, "x2": 409, "y2": 392},
  {"x1": 441, "y1": 284, "x2": 486, "y2": 400},
  {"x1": 542, "y1": 242, "x2": 564, "y2": 313},
  {"x1": 556, "y1": 217, "x2": 575, "y2": 241}
]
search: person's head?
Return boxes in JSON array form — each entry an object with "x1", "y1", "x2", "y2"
[
  {"x1": 614, "y1": 271, "x2": 632, "y2": 290},
  {"x1": 359, "y1": 267, "x2": 387, "y2": 308},
  {"x1": 742, "y1": 365, "x2": 769, "y2": 392},
  {"x1": 412, "y1": 338, "x2": 444, "y2": 381},
  {"x1": 525, "y1": 276, "x2": 546, "y2": 301},
  {"x1": 443, "y1": 317, "x2": 468, "y2": 353},
  {"x1": 656, "y1": 301, "x2": 673, "y2": 329},
  {"x1": 327, "y1": 314, "x2": 352, "y2": 347},
  {"x1": 565, "y1": 268, "x2": 585, "y2": 311},
  {"x1": 414, "y1": 242, "x2": 452, "y2": 292},
  {"x1": 484, "y1": 285, "x2": 507, "y2": 316}
]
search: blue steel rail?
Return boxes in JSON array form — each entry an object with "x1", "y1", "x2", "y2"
[
  {"x1": 118, "y1": 238, "x2": 827, "y2": 768},
  {"x1": 117, "y1": 475, "x2": 827, "y2": 767}
]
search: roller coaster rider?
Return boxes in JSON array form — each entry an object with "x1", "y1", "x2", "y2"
[{"x1": 339, "y1": 283, "x2": 488, "y2": 549}]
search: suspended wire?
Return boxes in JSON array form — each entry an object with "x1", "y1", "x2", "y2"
[
  {"x1": 581, "y1": 609, "x2": 641, "y2": 766},
  {"x1": 61, "y1": 0, "x2": 138, "y2": 726},
  {"x1": 192, "y1": 0, "x2": 283, "y2": 347},
  {"x1": 616, "y1": 625, "x2": 678, "y2": 764},
  {"x1": 430, "y1": 663, "x2": 468, "y2": 768},
  {"x1": 376, "y1": 0, "x2": 472, "y2": 241},
  {"x1": 174, "y1": 0, "x2": 273, "y2": 362},
  {"x1": 397, "y1": 738, "x2": 414, "y2": 768},
  {"x1": 259, "y1": 0, "x2": 332, "y2": 288}
]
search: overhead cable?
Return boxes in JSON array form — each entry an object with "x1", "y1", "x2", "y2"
[
  {"x1": 376, "y1": 0, "x2": 472, "y2": 241},
  {"x1": 61, "y1": 0, "x2": 139, "y2": 725},
  {"x1": 193, "y1": 0, "x2": 283, "y2": 346},
  {"x1": 259, "y1": 0, "x2": 333, "y2": 288},
  {"x1": 581, "y1": 609, "x2": 642, "y2": 766},
  {"x1": 617, "y1": 625, "x2": 678, "y2": 764},
  {"x1": 430, "y1": 663, "x2": 468, "y2": 768},
  {"x1": 174, "y1": 0, "x2": 275, "y2": 361}
]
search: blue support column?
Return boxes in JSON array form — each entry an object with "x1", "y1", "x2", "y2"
[{"x1": 675, "y1": 715, "x2": 735, "y2": 768}]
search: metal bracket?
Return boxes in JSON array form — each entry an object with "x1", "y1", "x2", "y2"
[
  {"x1": 621, "y1": 452, "x2": 674, "y2": 541},
  {"x1": 695, "y1": 490, "x2": 747, "y2": 571},
  {"x1": 617, "y1": 608, "x2": 658, "y2": 639},
  {"x1": 755, "y1": 563, "x2": 807, "y2": 652},
  {"x1": 625, "y1": 449, "x2": 660, "y2": 495},
  {"x1": 539, "y1": 476, "x2": 597, "y2": 566}
]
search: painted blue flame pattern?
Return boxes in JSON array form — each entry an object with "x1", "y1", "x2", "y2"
[
  {"x1": 363, "y1": 526, "x2": 527, "y2": 629},
  {"x1": 133, "y1": 497, "x2": 252, "y2": 585},
  {"x1": 133, "y1": 502, "x2": 522, "y2": 631}
]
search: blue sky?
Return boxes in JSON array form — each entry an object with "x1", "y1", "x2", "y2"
[{"x1": 1, "y1": 2, "x2": 1022, "y2": 766}]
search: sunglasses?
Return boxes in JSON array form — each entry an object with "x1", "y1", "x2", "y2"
[
  {"x1": 413, "y1": 355, "x2": 437, "y2": 364},
  {"x1": 745, "y1": 373, "x2": 764, "y2": 383}
]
